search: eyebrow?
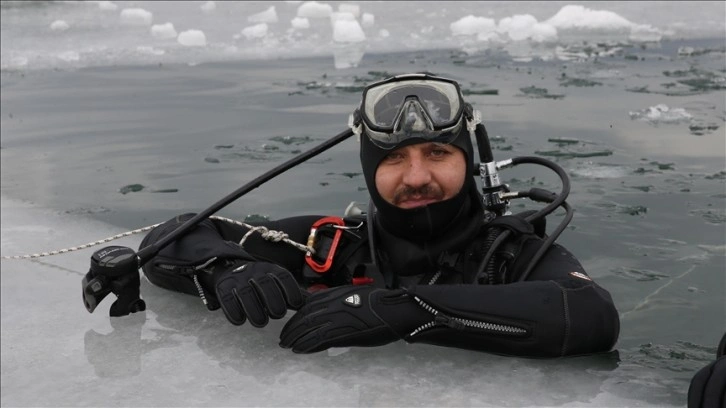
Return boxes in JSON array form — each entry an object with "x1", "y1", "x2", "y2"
[{"x1": 430, "y1": 142, "x2": 454, "y2": 149}]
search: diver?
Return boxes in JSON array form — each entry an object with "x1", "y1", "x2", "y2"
[
  {"x1": 687, "y1": 331, "x2": 726, "y2": 408},
  {"x1": 133, "y1": 73, "x2": 620, "y2": 356}
]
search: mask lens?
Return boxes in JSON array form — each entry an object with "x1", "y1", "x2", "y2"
[
  {"x1": 364, "y1": 80, "x2": 461, "y2": 129},
  {"x1": 394, "y1": 99, "x2": 435, "y2": 134}
]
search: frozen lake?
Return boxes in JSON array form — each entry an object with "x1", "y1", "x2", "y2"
[{"x1": 2, "y1": 1, "x2": 725, "y2": 407}]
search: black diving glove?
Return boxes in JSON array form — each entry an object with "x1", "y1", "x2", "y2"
[
  {"x1": 213, "y1": 261, "x2": 305, "y2": 328},
  {"x1": 279, "y1": 285, "x2": 428, "y2": 353}
]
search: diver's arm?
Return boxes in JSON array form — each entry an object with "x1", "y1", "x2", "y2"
[
  {"x1": 139, "y1": 213, "x2": 364, "y2": 302},
  {"x1": 138, "y1": 213, "x2": 316, "y2": 326},
  {"x1": 404, "y1": 277, "x2": 619, "y2": 357},
  {"x1": 403, "y1": 240, "x2": 620, "y2": 357},
  {"x1": 280, "y1": 241, "x2": 620, "y2": 357}
]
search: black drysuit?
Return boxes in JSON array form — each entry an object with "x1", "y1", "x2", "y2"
[{"x1": 140, "y1": 205, "x2": 620, "y2": 358}]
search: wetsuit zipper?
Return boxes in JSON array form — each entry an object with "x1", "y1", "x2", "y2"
[
  {"x1": 408, "y1": 272, "x2": 527, "y2": 338},
  {"x1": 158, "y1": 257, "x2": 219, "y2": 305}
]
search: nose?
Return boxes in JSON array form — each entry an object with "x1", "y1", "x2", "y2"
[{"x1": 401, "y1": 154, "x2": 432, "y2": 188}]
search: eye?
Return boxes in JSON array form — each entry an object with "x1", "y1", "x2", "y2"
[
  {"x1": 428, "y1": 145, "x2": 453, "y2": 158},
  {"x1": 383, "y1": 151, "x2": 404, "y2": 162}
]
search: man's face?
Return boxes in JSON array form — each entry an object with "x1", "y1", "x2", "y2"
[{"x1": 374, "y1": 142, "x2": 467, "y2": 209}]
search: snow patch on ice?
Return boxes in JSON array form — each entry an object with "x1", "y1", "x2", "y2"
[
  {"x1": 241, "y1": 23, "x2": 269, "y2": 40},
  {"x1": 150, "y1": 23, "x2": 177, "y2": 40},
  {"x1": 297, "y1": 1, "x2": 333, "y2": 19},
  {"x1": 50, "y1": 20, "x2": 70, "y2": 32},
  {"x1": 200, "y1": 1, "x2": 216, "y2": 14},
  {"x1": 177, "y1": 30, "x2": 207, "y2": 47},
  {"x1": 290, "y1": 17, "x2": 310, "y2": 30},
  {"x1": 332, "y1": 14, "x2": 366, "y2": 43},
  {"x1": 97, "y1": 1, "x2": 118, "y2": 11},
  {"x1": 629, "y1": 104, "x2": 693, "y2": 125},
  {"x1": 120, "y1": 8, "x2": 153, "y2": 26},
  {"x1": 249, "y1": 6, "x2": 278, "y2": 24}
]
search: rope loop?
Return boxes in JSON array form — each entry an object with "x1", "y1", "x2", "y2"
[{"x1": 260, "y1": 229, "x2": 289, "y2": 242}]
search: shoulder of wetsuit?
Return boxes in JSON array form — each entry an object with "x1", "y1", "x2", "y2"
[
  {"x1": 688, "y1": 355, "x2": 726, "y2": 408},
  {"x1": 483, "y1": 210, "x2": 546, "y2": 238}
]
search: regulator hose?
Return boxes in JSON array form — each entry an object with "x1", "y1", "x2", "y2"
[{"x1": 474, "y1": 155, "x2": 572, "y2": 284}]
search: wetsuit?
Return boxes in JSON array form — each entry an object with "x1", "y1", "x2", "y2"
[{"x1": 140, "y1": 198, "x2": 620, "y2": 357}]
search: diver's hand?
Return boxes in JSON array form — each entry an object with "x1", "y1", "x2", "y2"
[
  {"x1": 214, "y1": 262, "x2": 304, "y2": 327},
  {"x1": 279, "y1": 286, "x2": 423, "y2": 353}
]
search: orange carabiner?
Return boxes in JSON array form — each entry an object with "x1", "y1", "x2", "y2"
[{"x1": 304, "y1": 216, "x2": 345, "y2": 273}]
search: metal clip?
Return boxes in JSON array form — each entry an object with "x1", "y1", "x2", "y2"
[{"x1": 305, "y1": 217, "x2": 345, "y2": 273}]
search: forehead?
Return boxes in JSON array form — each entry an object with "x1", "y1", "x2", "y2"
[{"x1": 389, "y1": 141, "x2": 462, "y2": 153}]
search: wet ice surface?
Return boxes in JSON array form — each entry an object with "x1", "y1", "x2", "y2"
[
  {"x1": 0, "y1": 197, "x2": 717, "y2": 408},
  {"x1": 2, "y1": 1, "x2": 726, "y2": 407}
]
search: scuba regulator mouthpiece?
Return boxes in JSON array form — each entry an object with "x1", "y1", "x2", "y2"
[{"x1": 82, "y1": 246, "x2": 146, "y2": 317}]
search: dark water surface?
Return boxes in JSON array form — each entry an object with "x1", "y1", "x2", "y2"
[{"x1": 2, "y1": 38, "x2": 725, "y2": 405}]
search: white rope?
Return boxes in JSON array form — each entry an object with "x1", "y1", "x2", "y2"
[
  {"x1": 1, "y1": 223, "x2": 162, "y2": 260},
  {"x1": 1, "y1": 216, "x2": 313, "y2": 260},
  {"x1": 211, "y1": 216, "x2": 313, "y2": 254}
]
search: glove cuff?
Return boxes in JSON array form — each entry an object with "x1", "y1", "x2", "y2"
[{"x1": 369, "y1": 289, "x2": 434, "y2": 340}]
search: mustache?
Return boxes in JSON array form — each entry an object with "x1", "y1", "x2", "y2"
[{"x1": 393, "y1": 185, "x2": 445, "y2": 205}]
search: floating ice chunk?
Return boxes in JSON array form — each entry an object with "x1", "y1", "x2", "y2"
[
  {"x1": 249, "y1": 6, "x2": 278, "y2": 23},
  {"x1": 136, "y1": 46, "x2": 165, "y2": 56},
  {"x1": 4, "y1": 56, "x2": 28, "y2": 69},
  {"x1": 200, "y1": 1, "x2": 216, "y2": 14},
  {"x1": 50, "y1": 20, "x2": 70, "y2": 32},
  {"x1": 223, "y1": 45, "x2": 238, "y2": 54},
  {"x1": 450, "y1": 15, "x2": 497, "y2": 36},
  {"x1": 629, "y1": 104, "x2": 693, "y2": 125},
  {"x1": 291, "y1": 17, "x2": 310, "y2": 29},
  {"x1": 379, "y1": 28, "x2": 390, "y2": 38},
  {"x1": 697, "y1": 244, "x2": 726, "y2": 255},
  {"x1": 150, "y1": 23, "x2": 177, "y2": 39},
  {"x1": 297, "y1": 1, "x2": 333, "y2": 18},
  {"x1": 338, "y1": 3, "x2": 360, "y2": 18},
  {"x1": 98, "y1": 1, "x2": 118, "y2": 11},
  {"x1": 570, "y1": 163, "x2": 629, "y2": 179},
  {"x1": 333, "y1": 43, "x2": 365, "y2": 69},
  {"x1": 120, "y1": 8, "x2": 153, "y2": 26},
  {"x1": 477, "y1": 31, "x2": 502, "y2": 42},
  {"x1": 331, "y1": 11, "x2": 356, "y2": 22},
  {"x1": 333, "y1": 18, "x2": 366, "y2": 43},
  {"x1": 241, "y1": 23, "x2": 268, "y2": 39},
  {"x1": 545, "y1": 5, "x2": 632, "y2": 31},
  {"x1": 498, "y1": 15, "x2": 557, "y2": 42},
  {"x1": 361, "y1": 13, "x2": 374, "y2": 27},
  {"x1": 57, "y1": 51, "x2": 80, "y2": 62},
  {"x1": 629, "y1": 24, "x2": 662, "y2": 42},
  {"x1": 177, "y1": 30, "x2": 207, "y2": 47}
]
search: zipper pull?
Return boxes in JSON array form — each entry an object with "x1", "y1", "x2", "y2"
[{"x1": 434, "y1": 313, "x2": 466, "y2": 331}]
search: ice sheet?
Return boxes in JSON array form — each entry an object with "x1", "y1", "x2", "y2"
[{"x1": 0, "y1": 196, "x2": 694, "y2": 407}]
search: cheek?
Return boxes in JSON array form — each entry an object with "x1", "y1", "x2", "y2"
[
  {"x1": 374, "y1": 166, "x2": 397, "y2": 202},
  {"x1": 440, "y1": 154, "x2": 467, "y2": 198}
]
